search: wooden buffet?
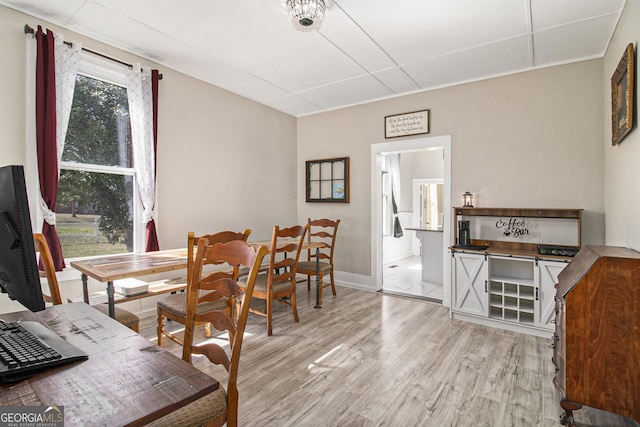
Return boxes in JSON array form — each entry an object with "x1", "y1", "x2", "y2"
[
  {"x1": 450, "y1": 207, "x2": 581, "y2": 337},
  {"x1": 553, "y1": 245, "x2": 640, "y2": 426}
]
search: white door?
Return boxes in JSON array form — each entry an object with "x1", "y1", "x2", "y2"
[
  {"x1": 452, "y1": 252, "x2": 488, "y2": 316},
  {"x1": 537, "y1": 260, "x2": 567, "y2": 330}
]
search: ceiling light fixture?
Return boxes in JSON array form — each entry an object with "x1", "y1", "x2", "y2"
[{"x1": 286, "y1": 0, "x2": 326, "y2": 31}]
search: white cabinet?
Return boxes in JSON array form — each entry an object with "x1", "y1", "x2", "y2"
[
  {"x1": 488, "y1": 256, "x2": 537, "y2": 326},
  {"x1": 537, "y1": 259, "x2": 567, "y2": 329},
  {"x1": 451, "y1": 252, "x2": 567, "y2": 337},
  {"x1": 450, "y1": 207, "x2": 580, "y2": 337},
  {"x1": 452, "y1": 252, "x2": 487, "y2": 316}
]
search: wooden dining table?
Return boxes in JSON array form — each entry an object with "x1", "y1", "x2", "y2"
[
  {"x1": 70, "y1": 239, "x2": 327, "y2": 318},
  {"x1": 70, "y1": 248, "x2": 191, "y2": 318}
]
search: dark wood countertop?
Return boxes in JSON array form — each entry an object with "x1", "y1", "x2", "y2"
[
  {"x1": 449, "y1": 245, "x2": 574, "y2": 262},
  {"x1": 406, "y1": 227, "x2": 443, "y2": 232}
]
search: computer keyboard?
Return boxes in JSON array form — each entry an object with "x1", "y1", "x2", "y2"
[{"x1": 0, "y1": 320, "x2": 88, "y2": 383}]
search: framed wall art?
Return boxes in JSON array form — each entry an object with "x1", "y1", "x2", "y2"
[
  {"x1": 384, "y1": 109, "x2": 430, "y2": 139},
  {"x1": 611, "y1": 43, "x2": 635, "y2": 145},
  {"x1": 305, "y1": 157, "x2": 349, "y2": 203}
]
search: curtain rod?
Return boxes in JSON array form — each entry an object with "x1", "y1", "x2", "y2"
[{"x1": 24, "y1": 24, "x2": 162, "y2": 80}]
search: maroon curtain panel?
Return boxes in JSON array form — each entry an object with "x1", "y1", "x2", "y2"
[
  {"x1": 145, "y1": 69, "x2": 160, "y2": 252},
  {"x1": 35, "y1": 26, "x2": 65, "y2": 271}
]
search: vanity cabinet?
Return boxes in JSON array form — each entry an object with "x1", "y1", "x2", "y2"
[
  {"x1": 450, "y1": 207, "x2": 580, "y2": 337},
  {"x1": 553, "y1": 245, "x2": 640, "y2": 426}
]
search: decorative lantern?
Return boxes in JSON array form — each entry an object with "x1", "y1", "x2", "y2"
[{"x1": 462, "y1": 191, "x2": 474, "y2": 207}]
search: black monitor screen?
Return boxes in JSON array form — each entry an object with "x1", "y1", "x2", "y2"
[{"x1": 0, "y1": 165, "x2": 45, "y2": 312}]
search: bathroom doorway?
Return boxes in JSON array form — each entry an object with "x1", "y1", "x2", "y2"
[{"x1": 371, "y1": 135, "x2": 452, "y2": 307}]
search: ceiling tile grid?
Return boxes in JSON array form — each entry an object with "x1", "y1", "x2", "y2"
[{"x1": 1, "y1": 0, "x2": 626, "y2": 116}]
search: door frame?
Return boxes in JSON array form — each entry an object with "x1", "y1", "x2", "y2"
[{"x1": 370, "y1": 135, "x2": 452, "y2": 307}]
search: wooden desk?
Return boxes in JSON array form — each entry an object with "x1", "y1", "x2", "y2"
[
  {"x1": 70, "y1": 249, "x2": 189, "y2": 318},
  {"x1": 0, "y1": 303, "x2": 218, "y2": 426}
]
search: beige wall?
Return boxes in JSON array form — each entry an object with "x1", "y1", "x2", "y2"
[
  {"x1": 155, "y1": 62, "x2": 298, "y2": 248},
  {"x1": 297, "y1": 59, "x2": 605, "y2": 282},
  {"x1": 603, "y1": 0, "x2": 640, "y2": 250},
  {"x1": 0, "y1": 8, "x2": 29, "y2": 165}
]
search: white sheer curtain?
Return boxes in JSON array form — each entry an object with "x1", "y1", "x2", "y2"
[
  {"x1": 54, "y1": 33, "x2": 81, "y2": 167},
  {"x1": 127, "y1": 64, "x2": 156, "y2": 228},
  {"x1": 39, "y1": 33, "x2": 82, "y2": 226},
  {"x1": 388, "y1": 153, "x2": 403, "y2": 237}
]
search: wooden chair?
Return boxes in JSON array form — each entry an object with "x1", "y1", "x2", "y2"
[
  {"x1": 241, "y1": 224, "x2": 307, "y2": 336},
  {"x1": 33, "y1": 233, "x2": 140, "y2": 332},
  {"x1": 146, "y1": 239, "x2": 268, "y2": 427},
  {"x1": 296, "y1": 218, "x2": 340, "y2": 305},
  {"x1": 156, "y1": 229, "x2": 251, "y2": 346}
]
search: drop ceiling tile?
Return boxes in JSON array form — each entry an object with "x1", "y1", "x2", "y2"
[
  {"x1": 66, "y1": 3, "x2": 178, "y2": 61},
  {"x1": 373, "y1": 67, "x2": 421, "y2": 94},
  {"x1": 296, "y1": 74, "x2": 394, "y2": 110},
  {"x1": 170, "y1": 53, "x2": 290, "y2": 103},
  {"x1": 242, "y1": 39, "x2": 367, "y2": 93},
  {"x1": 339, "y1": 0, "x2": 529, "y2": 64},
  {"x1": 94, "y1": 0, "x2": 288, "y2": 41},
  {"x1": 0, "y1": 0, "x2": 84, "y2": 25},
  {"x1": 265, "y1": 94, "x2": 323, "y2": 117},
  {"x1": 68, "y1": 3, "x2": 288, "y2": 103},
  {"x1": 531, "y1": 0, "x2": 625, "y2": 31},
  {"x1": 404, "y1": 36, "x2": 531, "y2": 89},
  {"x1": 533, "y1": 15, "x2": 618, "y2": 66},
  {"x1": 319, "y1": 7, "x2": 397, "y2": 73}
]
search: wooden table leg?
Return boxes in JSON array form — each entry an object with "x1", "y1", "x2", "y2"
[
  {"x1": 81, "y1": 273, "x2": 89, "y2": 304},
  {"x1": 314, "y1": 248, "x2": 321, "y2": 309},
  {"x1": 106, "y1": 280, "x2": 115, "y2": 318}
]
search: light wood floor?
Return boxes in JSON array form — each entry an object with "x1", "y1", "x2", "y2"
[{"x1": 140, "y1": 286, "x2": 639, "y2": 427}]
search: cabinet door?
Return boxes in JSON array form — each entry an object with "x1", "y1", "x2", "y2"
[
  {"x1": 537, "y1": 260, "x2": 567, "y2": 330},
  {"x1": 452, "y1": 253, "x2": 488, "y2": 316}
]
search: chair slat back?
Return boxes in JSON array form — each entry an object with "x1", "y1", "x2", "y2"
[
  {"x1": 307, "y1": 218, "x2": 340, "y2": 264},
  {"x1": 269, "y1": 225, "x2": 307, "y2": 284},
  {"x1": 183, "y1": 238, "x2": 268, "y2": 368},
  {"x1": 186, "y1": 229, "x2": 251, "y2": 285}
]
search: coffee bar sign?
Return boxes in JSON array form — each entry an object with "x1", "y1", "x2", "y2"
[
  {"x1": 469, "y1": 216, "x2": 580, "y2": 246},
  {"x1": 496, "y1": 217, "x2": 530, "y2": 238},
  {"x1": 385, "y1": 109, "x2": 430, "y2": 138}
]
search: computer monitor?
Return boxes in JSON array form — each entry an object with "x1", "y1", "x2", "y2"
[{"x1": 0, "y1": 164, "x2": 45, "y2": 312}]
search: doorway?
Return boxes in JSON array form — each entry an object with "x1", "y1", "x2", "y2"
[{"x1": 370, "y1": 135, "x2": 452, "y2": 307}]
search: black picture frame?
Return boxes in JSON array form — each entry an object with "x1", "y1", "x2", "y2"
[
  {"x1": 384, "y1": 109, "x2": 430, "y2": 139},
  {"x1": 305, "y1": 157, "x2": 349, "y2": 203}
]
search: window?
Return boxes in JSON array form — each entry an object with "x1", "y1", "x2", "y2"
[{"x1": 56, "y1": 55, "x2": 143, "y2": 258}]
